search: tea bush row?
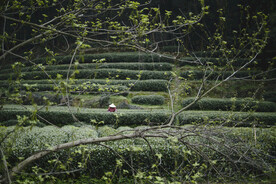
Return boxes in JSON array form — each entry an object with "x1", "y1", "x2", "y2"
[
  {"x1": 0, "y1": 109, "x2": 171, "y2": 127},
  {"x1": 182, "y1": 98, "x2": 276, "y2": 112},
  {"x1": 29, "y1": 52, "x2": 174, "y2": 65},
  {"x1": 1, "y1": 109, "x2": 275, "y2": 127},
  {"x1": 131, "y1": 95, "x2": 165, "y2": 105},
  {"x1": 12, "y1": 51, "x2": 255, "y2": 68},
  {"x1": 178, "y1": 57, "x2": 250, "y2": 66},
  {"x1": 0, "y1": 80, "x2": 168, "y2": 92},
  {"x1": 177, "y1": 111, "x2": 276, "y2": 127},
  {"x1": 180, "y1": 70, "x2": 276, "y2": 80},
  {"x1": 1, "y1": 62, "x2": 173, "y2": 73},
  {"x1": 0, "y1": 69, "x2": 171, "y2": 80},
  {"x1": 1, "y1": 125, "x2": 275, "y2": 179},
  {"x1": 74, "y1": 79, "x2": 168, "y2": 92},
  {"x1": 0, "y1": 83, "x2": 128, "y2": 93}
]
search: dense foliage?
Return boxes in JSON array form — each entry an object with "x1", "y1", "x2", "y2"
[
  {"x1": 182, "y1": 97, "x2": 276, "y2": 112},
  {"x1": 0, "y1": 0, "x2": 275, "y2": 183},
  {"x1": 177, "y1": 111, "x2": 276, "y2": 127},
  {"x1": 0, "y1": 107, "x2": 171, "y2": 127},
  {"x1": 131, "y1": 95, "x2": 165, "y2": 105},
  {"x1": 1, "y1": 125, "x2": 275, "y2": 181}
]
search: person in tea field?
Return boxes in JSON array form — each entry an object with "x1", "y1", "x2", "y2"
[{"x1": 108, "y1": 103, "x2": 117, "y2": 112}]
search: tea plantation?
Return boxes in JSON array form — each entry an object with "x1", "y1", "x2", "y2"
[{"x1": 0, "y1": 51, "x2": 275, "y2": 183}]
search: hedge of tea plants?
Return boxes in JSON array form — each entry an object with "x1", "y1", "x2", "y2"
[
  {"x1": 131, "y1": 95, "x2": 165, "y2": 105},
  {"x1": 182, "y1": 98, "x2": 276, "y2": 112},
  {"x1": 1, "y1": 125, "x2": 274, "y2": 179},
  {"x1": 0, "y1": 69, "x2": 172, "y2": 80}
]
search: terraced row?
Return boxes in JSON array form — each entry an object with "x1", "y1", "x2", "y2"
[{"x1": 1, "y1": 105, "x2": 275, "y2": 127}]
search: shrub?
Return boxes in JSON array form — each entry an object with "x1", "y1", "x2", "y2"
[
  {"x1": 2, "y1": 125, "x2": 98, "y2": 159},
  {"x1": 129, "y1": 80, "x2": 168, "y2": 91},
  {"x1": 199, "y1": 80, "x2": 274, "y2": 99},
  {"x1": 0, "y1": 80, "x2": 168, "y2": 92},
  {"x1": 20, "y1": 92, "x2": 63, "y2": 105},
  {"x1": 0, "y1": 119, "x2": 46, "y2": 127},
  {"x1": 1, "y1": 125, "x2": 275, "y2": 179},
  {"x1": 178, "y1": 57, "x2": 251, "y2": 67},
  {"x1": 0, "y1": 109, "x2": 171, "y2": 127},
  {"x1": 131, "y1": 95, "x2": 165, "y2": 105},
  {"x1": 182, "y1": 98, "x2": 276, "y2": 112},
  {"x1": 1, "y1": 106, "x2": 274, "y2": 127},
  {"x1": 1, "y1": 62, "x2": 173, "y2": 73},
  {"x1": 0, "y1": 83, "x2": 128, "y2": 94},
  {"x1": 96, "y1": 62, "x2": 172, "y2": 71},
  {"x1": 98, "y1": 95, "x2": 110, "y2": 108},
  {"x1": 28, "y1": 52, "x2": 175, "y2": 65},
  {"x1": 177, "y1": 111, "x2": 276, "y2": 127},
  {"x1": 0, "y1": 69, "x2": 171, "y2": 80},
  {"x1": 179, "y1": 70, "x2": 275, "y2": 80}
]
